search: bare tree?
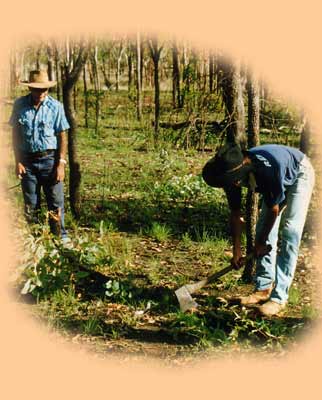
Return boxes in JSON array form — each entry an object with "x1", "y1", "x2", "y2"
[
  {"x1": 243, "y1": 72, "x2": 260, "y2": 282},
  {"x1": 114, "y1": 38, "x2": 125, "y2": 92},
  {"x1": 83, "y1": 62, "x2": 89, "y2": 129},
  {"x1": 62, "y1": 39, "x2": 88, "y2": 218},
  {"x1": 91, "y1": 42, "x2": 101, "y2": 135},
  {"x1": 300, "y1": 113, "x2": 312, "y2": 156},
  {"x1": 209, "y1": 51, "x2": 215, "y2": 93},
  {"x1": 136, "y1": 32, "x2": 143, "y2": 121},
  {"x1": 10, "y1": 47, "x2": 20, "y2": 93},
  {"x1": 148, "y1": 37, "x2": 163, "y2": 142},
  {"x1": 53, "y1": 42, "x2": 61, "y2": 100},
  {"x1": 220, "y1": 58, "x2": 247, "y2": 148},
  {"x1": 172, "y1": 40, "x2": 181, "y2": 109},
  {"x1": 46, "y1": 42, "x2": 55, "y2": 82}
]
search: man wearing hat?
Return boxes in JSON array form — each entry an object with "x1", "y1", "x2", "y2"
[
  {"x1": 202, "y1": 143, "x2": 315, "y2": 316},
  {"x1": 9, "y1": 70, "x2": 70, "y2": 241}
]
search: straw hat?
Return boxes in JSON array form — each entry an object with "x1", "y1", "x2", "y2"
[{"x1": 20, "y1": 70, "x2": 57, "y2": 89}]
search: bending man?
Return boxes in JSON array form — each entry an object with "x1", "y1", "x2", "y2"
[{"x1": 202, "y1": 143, "x2": 315, "y2": 317}]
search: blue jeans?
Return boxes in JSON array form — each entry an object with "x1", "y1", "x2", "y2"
[
  {"x1": 20, "y1": 153, "x2": 67, "y2": 239},
  {"x1": 255, "y1": 156, "x2": 315, "y2": 304}
]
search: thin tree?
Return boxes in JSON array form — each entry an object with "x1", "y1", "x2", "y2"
[
  {"x1": 221, "y1": 59, "x2": 247, "y2": 148},
  {"x1": 114, "y1": 38, "x2": 125, "y2": 92},
  {"x1": 83, "y1": 62, "x2": 89, "y2": 129},
  {"x1": 62, "y1": 39, "x2": 88, "y2": 218},
  {"x1": 209, "y1": 51, "x2": 215, "y2": 93},
  {"x1": 91, "y1": 42, "x2": 101, "y2": 136},
  {"x1": 136, "y1": 31, "x2": 143, "y2": 121},
  {"x1": 46, "y1": 42, "x2": 55, "y2": 82},
  {"x1": 148, "y1": 37, "x2": 163, "y2": 143},
  {"x1": 300, "y1": 113, "x2": 312, "y2": 156},
  {"x1": 53, "y1": 42, "x2": 61, "y2": 100},
  {"x1": 126, "y1": 40, "x2": 134, "y2": 93},
  {"x1": 172, "y1": 40, "x2": 181, "y2": 109},
  {"x1": 243, "y1": 72, "x2": 260, "y2": 282}
]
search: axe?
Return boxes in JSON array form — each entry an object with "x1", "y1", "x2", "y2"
[{"x1": 175, "y1": 250, "x2": 266, "y2": 312}]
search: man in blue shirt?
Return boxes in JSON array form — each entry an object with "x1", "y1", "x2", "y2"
[
  {"x1": 202, "y1": 143, "x2": 315, "y2": 316},
  {"x1": 9, "y1": 70, "x2": 70, "y2": 240}
]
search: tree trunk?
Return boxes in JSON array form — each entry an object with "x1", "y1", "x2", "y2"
[
  {"x1": 300, "y1": 114, "x2": 312, "y2": 156},
  {"x1": 149, "y1": 38, "x2": 162, "y2": 143},
  {"x1": 46, "y1": 43, "x2": 54, "y2": 82},
  {"x1": 92, "y1": 44, "x2": 101, "y2": 136},
  {"x1": 62, "y1": 43, "x2": 88, "y2": 219},
  {"x1": 115, "y1": 41, "x2": 124, "y2": 92},
  {"x1": 209, "y1": 52, "x2": 215, "y2": 93},
  {"x1": 54, "y1": 44, "x2": 61, "y2": 101},
  {"x1": 221, "y1": 59, "x2": 247, "y2": 148},
  {"x1": 10, "y1": 49, "x2": 19, "y2": 93},
  {"x1": 136, "y1": 32, "x2": 142, "y2": 121},
  {"x1": 127, "y1": 44, "x2": 133, "y2": 93},
  {"x1": 172, "y1": 41, "x2": 181, "y2": 109},
  {"x1": 36, "y1": 46, "x2": 41, "y2": 70},
  {"x1": 83, "y1": 64, "x2": 89, "y2": 129},
  {"x1": 243, "y1": 73, "x2": 260, "y2": 282}
]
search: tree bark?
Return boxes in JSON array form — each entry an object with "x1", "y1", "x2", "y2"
[
  {"x1": 300, "y1": 114, "x2": 312, "y2": 156},
  {"x1": 91, "y1": 43, "x2": 101, "y2": 136},
  {"x1": 62, "y1": 42, "x2": 88, "y2": 219},
  {"x1": 127, "y1": 42, "x2": 133, "y2": 93},
  {"x1": 136, "y1": 32, "x2": 143, "y2": 121},
  {"x1": 221, "y1": 59, "x2": 247, "y2": 148},
  {"x1": 83, "y1": 63, "x2": 89, "y2": 129},
  {"x1": 46, "y1": 43, "x2": 55, "y2": 82},
  {"x1": 115, "y1": 41, "x2": 124, "y2": 92},
  {"x1": 243, "y1": 73, "x2": 260, "y2": 282},
  {"x1": 209, "y1": 52, "x2": 215, "y2": 93},
  {"x1": 148, "y1": 38, "x2": 163, "y2": 143},
  {"x1": 172, "y1": 41, "x2": 181, "y2": 109},
  {"x1": 53, "y1": 43, "x2": 61, "y2": 101}
]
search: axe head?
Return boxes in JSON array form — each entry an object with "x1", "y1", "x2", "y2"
[{"x1": 175, "y1": 285, "x2": 199, "y2": 312}]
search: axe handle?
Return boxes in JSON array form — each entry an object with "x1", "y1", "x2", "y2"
[{"x1": 205, "y1": 251, "x2": 255, "y2": 285}]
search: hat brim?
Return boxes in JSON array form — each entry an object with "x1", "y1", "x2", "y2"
[
  {"x1": 203, "y1": 162, "x2": 252, "y2": 188},
  {"x1": 20, "y1": 81, "x2": 57, "y2": 88}
]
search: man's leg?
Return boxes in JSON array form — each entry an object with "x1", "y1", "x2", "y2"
[
  {"x1": 254, "y1": 201, "x2": 282, "y2": 291},
  {"x1": 270, "y1": 157, "x2": 315, "y2": 304},
  {"x1": 39, "y1": 155, "x2": 67, "y2": 239},
  {"x1": 20, "y1": 164, "x2": 41, "y2": 223},
  {"x1": 239, "y1": 201, "x2": 282, "y2": 306}
]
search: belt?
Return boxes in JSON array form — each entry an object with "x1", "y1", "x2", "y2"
[{"x1": 23, "y1": 150, "x2": 56, "y2": 159}]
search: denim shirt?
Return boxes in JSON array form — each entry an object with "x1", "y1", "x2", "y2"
[{"x1": 9, "y1": 94, "x2": 70, "y2": 153}]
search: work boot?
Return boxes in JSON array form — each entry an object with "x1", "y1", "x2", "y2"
[
  {"x1": 239, "y1": 287, "x2": 272, "y2": 306},
  {"x1": 258, "y1": 300, "x2": 286, "y2": 317}
]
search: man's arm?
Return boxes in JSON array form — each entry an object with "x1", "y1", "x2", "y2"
[
  {"x1": 224, "y1": 185, "x2": 245, "y2": 268},
  {"x1": 12, "y1": 127, "x2": 25, "y2": 178},
  {"x1": 255, "y1": 203, "x2": 279, "y2": 256},
  {"x1": 56, "y1": 131, "x2": 68, "y2": 182},
  {"x1": 229, "y1": 208, "x2": 244, "y2": 267}
]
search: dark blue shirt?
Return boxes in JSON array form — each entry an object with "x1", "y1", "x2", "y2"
[
  {"x1": 9, "y1": 94, "x2": 70, "y2": 153},
  {"x1": 225, "y1": 144, "x2": 304, "y2": 209}
]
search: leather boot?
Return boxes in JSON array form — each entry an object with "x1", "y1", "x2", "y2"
[
  {"x1": 239, "y1": 287, "x2": 272, "y2": 306},
  {"x1": 258, "y1": 300, "x2": 286, "y2": 317}
]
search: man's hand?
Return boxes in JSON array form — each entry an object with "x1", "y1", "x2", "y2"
[
  {"x1": 254, "y1": 241, "x2": 272, "y2": 257},
  {"x1": 231, "y1": 246, "x2": 243, "y2": 269},
  {"x1": 56, "y1": 163, "x2": 65, "y2": 182},
  {"x1": 16, "y1": 162, "x2": 26, "y2": 179}
]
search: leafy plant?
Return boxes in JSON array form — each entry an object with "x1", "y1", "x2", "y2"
[{"x1": 104, "y1": 279, "x2": 133, "y2": 303}]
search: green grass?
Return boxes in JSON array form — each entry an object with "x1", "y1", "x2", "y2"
[{"x1": 5, "y1": 89, "x2": 321, "y2": 361}]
